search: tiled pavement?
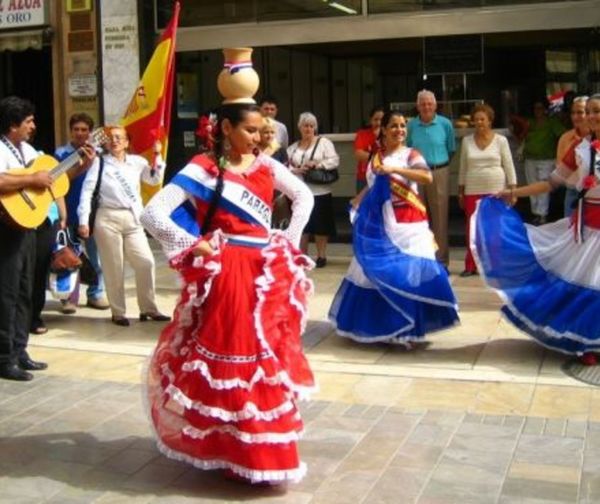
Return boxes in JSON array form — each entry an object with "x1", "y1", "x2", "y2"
[{"x1": 1, "y1": 243, "x2": 599, "y2": 503}]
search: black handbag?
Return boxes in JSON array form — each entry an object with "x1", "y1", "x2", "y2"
[
  {"x1": 88, "y1": 157, "x2": 104, "y2": 236},
  {"x1": 303, "y1": 137, "x2": 339, "y2": 185}
]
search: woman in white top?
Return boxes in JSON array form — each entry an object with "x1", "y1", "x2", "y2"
[
  {"x1": 287, "y1": 112, "x2": 339, "y2": 267},
  {"x1": 458, "y1": 104, "x2": 516, "y2": 277},
  {"x1": 77, "y1": 126, "x2": 170, "y2": 326}
]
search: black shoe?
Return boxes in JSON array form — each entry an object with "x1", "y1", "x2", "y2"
[
  {"x1": 111, "y1": 316, "x2": 130, "y2": 327},
  {"x1": 18, "y1": 356, "x2": 48, "y2": 371},
  {"x1": 139, "y1": 312, "x2": 171, "y2": 322},
  {"x1": 459, "y1": 270, "x2": 477, "y2": 278},
  {"x1": 0, "y1": 363, "x2": 33, "y2": 381},
  {"x1": 315, "y1": 257, "x2": 327, "y2": 268}
]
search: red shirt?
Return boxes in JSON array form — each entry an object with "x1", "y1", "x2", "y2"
[{"x1": 354, "y1": 128, "x2": 378, "y2": 182}]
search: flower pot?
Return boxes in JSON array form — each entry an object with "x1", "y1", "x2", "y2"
[{"x1": 217, "y1": 47, "x2": 260, "y2": 104}]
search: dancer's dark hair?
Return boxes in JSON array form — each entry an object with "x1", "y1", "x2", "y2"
[
  {"x1": 201, "y1": 103, "x2": 260, "y2": 234},
  {"x1": 378, "y1": 110, "x2": 405, "y2": 143}
]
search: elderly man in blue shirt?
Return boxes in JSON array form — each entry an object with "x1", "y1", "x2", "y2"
[{"x1": 407, "y1": 90, "x2": 456, "y2": 271}]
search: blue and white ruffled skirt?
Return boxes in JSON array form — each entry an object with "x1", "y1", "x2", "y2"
[
  {"x1": 472, "y1": 196, "x2": 600, "y2": 355},
  {"x1": 328, "y1": 175, "x2": 459, "y2": 344}
]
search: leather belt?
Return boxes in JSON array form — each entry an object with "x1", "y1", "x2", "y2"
[{"x1": 429, "y1": 163, "x2": 449, "y2": 170}]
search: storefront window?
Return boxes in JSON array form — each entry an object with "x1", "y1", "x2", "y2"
[
  {"x1": 156, "y1": 0, "x2": 361, "y2": 28},
  {"x1": 368, "y1": 0, "x2": 585, "y2": 13}
]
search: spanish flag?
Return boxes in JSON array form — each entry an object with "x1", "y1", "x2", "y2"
[{"x1": 120, "y1": 1, "x2": 180, "y2": 204}]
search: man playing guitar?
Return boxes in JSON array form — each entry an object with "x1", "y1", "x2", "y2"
[{"x1": 0, "y1": 96, "x2": 50, "y2": 381}]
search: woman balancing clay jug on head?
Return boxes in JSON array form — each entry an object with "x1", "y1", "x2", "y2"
[
  {"x1": 471, "y1": 94, "x2": 600, "y2": 366},
  {"x1": 140, "y1": 47, "x2": 317, "y2": 485}
]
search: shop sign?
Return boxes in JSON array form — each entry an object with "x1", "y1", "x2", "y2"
[
  {"x1": 0, "y1": 0, "x2": 47, "y2": 30},
  {"x1": 68, "y1": 73, "x2": 97, "y2": 97}
]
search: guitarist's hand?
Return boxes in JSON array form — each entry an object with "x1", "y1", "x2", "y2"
[
  {"x1": 79, "y1": 144, "x2": 96, "y2": 170},
  {"x1": 28, "y1": 171, "x2": 53, "y2": 190},
  {"x1": 78, "y1": 225, "x2": 90, "y2": 239}
]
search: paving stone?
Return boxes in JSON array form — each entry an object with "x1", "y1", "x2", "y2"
[
  {"x1": 463, "y1": 412, "x2": 483, "y2": 423},
  {"x1": 482, "y1": 414, "x2": 504, "y2": 425},
  {"x1": 404, "y1": 423, "x2": 457, "y2": 447},
  {"x1": 390, "y1": 443, "x2": 443, "y2": 471},
  {"x1": 363, "y1": 466, "x2": 428, "y2": 504},
  {"x1": 503, "y1": 415, "x2": 526, "y2": 429},
  {"x1": 544, "y1": 418, "x2": 566, "y2": 436},
  {"x1": 419, "y1": 478, "x2": 501, "y2": 504},
  {"x1": 500, "y1": 478, "x2": 579, "y2": 502},
  {"x1": 101, "y1": 448, "x2": 158, "y2": 475},
  {"x1": 522, "y1": 417, "x2": 545, "y2": 435},
  {"x1": 343, "y1": 404, "x2": 370, "y2": 417},
  {"x1": 362, "y1": 405, "x2": 388, "y2": 420},
  {"x1": 565, "y1": 419, "x2": 587, "y2": 439},
  {"x1": 514, "y1": 434, "x2": 584, "y2": 467}
]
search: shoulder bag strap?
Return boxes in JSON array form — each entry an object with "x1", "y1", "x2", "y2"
[
  {"x1": 92, "y1": 156, "x2": 104, "y2": 201},
  {"x1": 309, "y1": 136, "x2": 322, "y2": 162}
]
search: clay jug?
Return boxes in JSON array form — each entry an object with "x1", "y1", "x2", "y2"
[{"x1": 217, "y1": 47, "x2": 260, "y2": 104}]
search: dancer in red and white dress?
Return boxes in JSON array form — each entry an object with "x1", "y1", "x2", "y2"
[{"x1": 140, "y1": 55, "x2": 315, "y2": 484}]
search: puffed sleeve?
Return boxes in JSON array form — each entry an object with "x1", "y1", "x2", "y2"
[
  {"x1": 140, "y1": 183, "x2": 200, "y2": 261},
  {"x1": 268, "y1": 157, "x2": 314, "y2": 247}
]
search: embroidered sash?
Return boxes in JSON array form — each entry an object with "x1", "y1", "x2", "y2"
[
  {"x1": 171, "y1": 164, "x2": 272, "y2": 232},
  {"x1": 389, "y1": 179, "x2": 427, "y2": 215}
]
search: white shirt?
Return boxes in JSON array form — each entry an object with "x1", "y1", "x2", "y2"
[
  {"x1": 0, "y1": 137, "x2": 39, "y2": 173},
  {"x1": 274, "y1": 119, "x2": 289, "y2": 149},
  {"x1": 78, "y1": 153, "x2": 162, "y2": 225},
  {"x1": 458, "y1": 134, "x2": 516, "y2": 195},
  {"x1": 287, "y1": 136, "x2": 339, "y2": 196}
]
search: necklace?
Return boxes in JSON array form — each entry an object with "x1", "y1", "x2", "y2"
[{"x1": 0, "y1": 136, "x2": 25, "y2": 166}]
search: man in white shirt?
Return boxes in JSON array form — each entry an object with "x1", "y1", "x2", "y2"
[
  {"x1": 259, "y1": 96, "x2": 289, "y2": 149},
  {"x1": 0, "y1": 96, "x2": 50, "y2": 381}
]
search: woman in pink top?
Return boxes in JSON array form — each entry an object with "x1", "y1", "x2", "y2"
[{"x1": 458, "y1": 104, "x2": 517, "y2": 277}]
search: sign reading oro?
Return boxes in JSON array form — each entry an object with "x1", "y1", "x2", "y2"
[{"x1": 0, "y1": 0, "x2": 47, "y2": 30}]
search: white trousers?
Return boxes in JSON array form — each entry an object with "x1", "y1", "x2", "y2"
[
  {"x1": 524, "y1": 159, "x2": 555, "y2": 217},
  {"x1": 94, "y1": 208, "x2": 158, "y2": 317}
]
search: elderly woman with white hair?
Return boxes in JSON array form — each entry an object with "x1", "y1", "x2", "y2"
[{"x1": 287, "y1": 112, "x2": 339, "y2": 267}]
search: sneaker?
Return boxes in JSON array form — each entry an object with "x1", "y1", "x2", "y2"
[
  {"x1": 60, "y1": 302, "x2": 77, "y2": 315},
  {"x1": 459, "y1": 270, "x2": 477, "y2": 278},
  {"x1": 87, "y1": 298, "x2": 110, "y2": 310}
]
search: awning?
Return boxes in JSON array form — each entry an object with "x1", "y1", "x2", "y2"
[{"x1": 0, "y1": 29, "x2": 44, "y2": 52}]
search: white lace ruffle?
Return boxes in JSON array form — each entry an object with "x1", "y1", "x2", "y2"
[
  {"x1": 182, "y1": 424, "x2": 303, "y2": 445},
  {"x1": 155, "y1": 438, "x2": 307, "y2": 484},
  {"x1": 165, "y1": 383, "x2": 296, "y2": 422}
]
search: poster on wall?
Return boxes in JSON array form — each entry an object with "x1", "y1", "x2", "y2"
[
  {"x1": 66, "y1": 0, "x2": 92, "y2": 13},
  {"x1": 0, "y1": 0, "x2": 47, "y2": 30}
]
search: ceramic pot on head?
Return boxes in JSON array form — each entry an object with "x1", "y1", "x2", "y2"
[{"x1": 217, "y1": 47, "x2": 260, "y2": 104}]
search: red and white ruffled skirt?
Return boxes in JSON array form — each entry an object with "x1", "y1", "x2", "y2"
[{"x1": 147, "y1": 232, "x2": 316, "y2": 483}]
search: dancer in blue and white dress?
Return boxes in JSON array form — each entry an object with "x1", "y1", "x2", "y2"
[
  {"x1": 329, "y1": 111, "x2": 459, "y2": 345},
  {"x1": 472, "y1": 94, "x2": 600, "y2": 364}
]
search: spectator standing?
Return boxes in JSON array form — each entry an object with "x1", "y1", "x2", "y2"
[
  {"x1": 259, "y1": 96, "x2": 289, "y2": 149},
  {"x1": 77, "y1": 126, "x2": 170, "y2": 326},
  {"x1": 354, "y1": 106, "x2": 384, "y2": 193},
  {"x1": 288, "y1": 112, "x2": 339, "y2": 267},
  {"x1": 407, "y1": 90, "x2": 456, "y2": 270},
  {"x1": 0, "y1": 96, "x2": 49, "y2": 381},
  {"x1": 54, "y1": 113, "x2": 109, "y2": 313},
  {"x1": 511, "y1": 98, "x2": 566, "y2": 225},
  {"x1": 458, "y1": 104, "x2": 516, "y2": 276}
]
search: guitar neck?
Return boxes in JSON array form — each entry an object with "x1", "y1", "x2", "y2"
[{"x1": 49, "y1": 149, "x2": 83, "y2": 180}]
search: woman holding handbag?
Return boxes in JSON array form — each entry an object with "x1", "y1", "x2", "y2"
[
  {"x1": 77, "y1": 126, "x2": 170, "y2": 327},
  {"x1": 287, "y1": 112, "x2": 339, "y2": 267}
]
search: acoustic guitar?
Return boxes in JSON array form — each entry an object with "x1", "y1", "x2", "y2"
[{"x1": 0, "y1": 128, "x2": 109, "y2": 229}]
